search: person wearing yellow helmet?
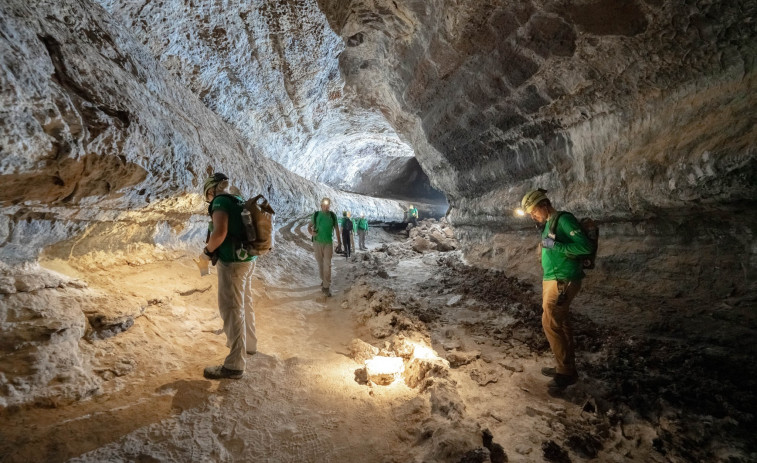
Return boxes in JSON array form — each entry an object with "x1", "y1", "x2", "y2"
[
  {"x1": 520, "y1": 188, "x2": 593, "y2": 392},
  {"x1": 307, "y1": 197, "x2": 342, "y2": 296},
  {"x1": 199, "y1": 173, "x2": 257, "y2": 380}
]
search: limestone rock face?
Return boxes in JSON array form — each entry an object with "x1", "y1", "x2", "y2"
[
  {"x1": 0, "y1": 0, "x2": 407, "y2": 265},
  {"x1": 324, "y1": 0, "x2": 756, "y2": 217},
  {"x1": 0, "y1": 265, "x2": 100, "y2": 408},
  {"x1": 96, "y1": 0, "x2": 443, "y2": 202},
  {"x1": 320, "y1": 0, "x2": 757, "y2": 295}
]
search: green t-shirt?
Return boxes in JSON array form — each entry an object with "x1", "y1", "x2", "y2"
[
  {"x1": 209, "y1": 195, "x2": 255, "y2": 263},
  {"x1": 312, "y1": 210, "x2": 337, "y2": 244},
  {"x1": 541, "y1": 212, "x2": 592, "y2": 281},
  {"x1": 357, "y1": 218, "x2": 369, "y2": 230}
]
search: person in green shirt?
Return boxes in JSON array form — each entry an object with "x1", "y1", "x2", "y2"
[
  {"x1": 356, "y1": 212, "x2": 369, "y2": 250},
  {"x1": 307, "y1": 197, "x2": 341, "y2": 296},
  {"x1": 198, "y1": 173, "x2": 257, "y2": 380},
  {"x1": 521, "y1": 189, "x2": 593, "y2": 391},
  {"x1": 407, "y1": 205, "x2": 419, "y2": 227}
]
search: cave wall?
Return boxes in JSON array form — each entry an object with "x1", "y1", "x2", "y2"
[
  {"x1": 319, "y1": 0, "x2": 757, "y2": 297},
  {"x1": 0, "y1": 0, "x2": 413, "y2": 409},
  {"x1": 0, "y1": 0, "x2": 408, "y2": 266},
  {"x1": 2, "y1": 0, "x2": 755, "y2": 287},
  {"x1": 95, "y1": 0, "x2": 442, "y2": 201}
]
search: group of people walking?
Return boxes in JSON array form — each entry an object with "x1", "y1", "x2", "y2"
[
  {"x1": 308, "y1": 197, "x2": 369, "y2": 296},
  {"x1": 197, "y1": 175, "x2": 376, "y2": 379},
  {"x1": 338, "y1": 209, "x2": 369, "y2": 258},
  {"x1": 198, "y1": 173, "x2": 592, "y2": 396}
]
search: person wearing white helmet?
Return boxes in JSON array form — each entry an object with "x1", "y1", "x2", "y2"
[
  {"x1": 198, "y1": 173, "x2": 257, "y2": 380},
  {"x1": 307, "y1": 197, "x2": 341, "y2": 296},
  {"x1": 521, "y1": 188, "x2": 593, "y2": 392}
]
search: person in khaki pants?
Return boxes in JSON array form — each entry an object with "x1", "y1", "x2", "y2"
[
  {"x1": 356, "y1": 212, "x2": 369, "y2": 250},
  {"x1": 521, "y1": 189, "x2": 593, "y2": 391},
  {"x1": 198, "y1": 173, "x2": 257, "y2": 380},
  {"x1": 308, "y1": 197, "x2": 341, "y2": 297}
]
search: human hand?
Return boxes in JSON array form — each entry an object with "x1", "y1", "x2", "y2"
[{"x1": 542, "y1": 237, "x2": 556, "y2": 249}]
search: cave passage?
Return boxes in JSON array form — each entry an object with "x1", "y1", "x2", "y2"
[{"x1": 1, "y1": 0, "x2": 756, "y2": 462}]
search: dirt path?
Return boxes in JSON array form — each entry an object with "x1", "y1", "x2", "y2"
[{"x1": 0, "y1": 225, "x2": 425, "y2": 463}]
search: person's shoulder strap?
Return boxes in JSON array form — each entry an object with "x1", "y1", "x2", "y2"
[
  {"x1": 331, "y1": 211, "x2": 338, "y2": 224},
  {"x1": 549, "y1": 211, "x2": 564, "y2": 236}
]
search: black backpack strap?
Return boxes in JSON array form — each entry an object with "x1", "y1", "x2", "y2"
[{"x1": 548, "y1": 211, "x2": 564, "y2": 238}]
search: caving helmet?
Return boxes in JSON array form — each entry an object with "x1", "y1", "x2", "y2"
[
  {"x1": 321, "y1": 197, "x2": 331, "y2": 206},
  {"x1": 203, "y1": 173, "x2": 229, "y2": 197},
  {"x1": 521, "y1": 189, "x2": 549, "y2": 213}
]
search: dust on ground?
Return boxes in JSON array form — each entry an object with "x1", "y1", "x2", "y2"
[{"x1": 0, "y1": 219, "x2": 755, "y2": 462}]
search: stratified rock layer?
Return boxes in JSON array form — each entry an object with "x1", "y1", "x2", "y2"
[
  {"x1": 0, "y1": 0, "x2": 407, "y2": 265},
  {"x1": 320, "y1": 0, "x2": 757, "y2": 295},
  {"x1": 97, "y1": 0, "x2": 444, "y2": 202}
]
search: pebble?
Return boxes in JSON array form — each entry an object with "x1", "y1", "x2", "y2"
[{"x1": 515, "y1": 444, "x2": 532, "y2": 455}]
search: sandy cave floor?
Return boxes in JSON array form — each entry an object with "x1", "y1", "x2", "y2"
[{"x1": 1, "y1": 221, "x2": 756, "y2": 462}]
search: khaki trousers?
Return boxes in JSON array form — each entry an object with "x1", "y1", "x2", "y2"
[
  {"x1": 217, "y1": 260, "x2": 256, "y2": 371},
  {"x1": 357, "y1": 230, "x2": 366, "y2": 249},
  {"x1": 313, "y1": 242, "x2": 333, "y2": 288},
  {"x1": 541, "y1": 279, "x2": 582, "y2": 376}
]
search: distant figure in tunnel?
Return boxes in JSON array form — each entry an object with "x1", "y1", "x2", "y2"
[
  {"x1": 407, "y1": 204, "x2": 419, "y2": 227},
  {"x1": 199, "y1": 173, "x2": 257, "y2": 380},
  {"x1": 341, "y1": 211, "x2": 354, "y2": 259},
  {"x1": 308, "y1": 197, "x2": 341, "y2": 297},
  {"x1": 521, "y1": 189, "x2": 593, "y2": 392},
  {"x1": 357, "y1": 212, "x2": 369, "y2": 250}
]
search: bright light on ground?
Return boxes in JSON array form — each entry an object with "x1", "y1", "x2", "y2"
[
  {"x1": 365, "y1": 356, "x2": 405, "y2": 385},
  {"x1": 411, "y1": 344, "x2": 437, "y2": 360}
]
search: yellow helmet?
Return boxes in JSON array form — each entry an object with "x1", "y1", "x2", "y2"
[{"x1": 521, "y1": 189, "x2": 549, "y2": 213}]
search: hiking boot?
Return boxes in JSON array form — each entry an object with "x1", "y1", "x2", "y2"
[
  {"x1": 547, "y1": 373, "x2": 577, "y2": 389},
  {"x1": 541, "y1": 367, "x2": 556, "y2": 377},
  {"x1": 203, "y1": 365, "x2": 243, "y2": 380},
  {"x1": 321, "y1": 287, "x2": 332, "y2": 297},
  {"x1": 246, "y1": 350, "x2": 257, "y2": 355}
]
